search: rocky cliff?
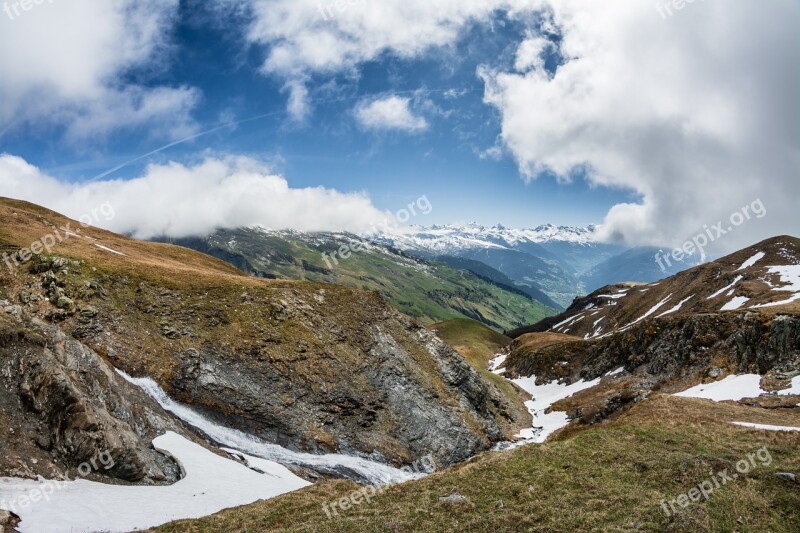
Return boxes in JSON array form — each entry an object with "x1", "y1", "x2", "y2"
[{"x1": 0, "y1": 198, "x2": 523, "y2": 478}]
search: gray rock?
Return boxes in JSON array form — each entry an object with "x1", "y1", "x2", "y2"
[
  {"x1": 54, "y1": 295, "x2": 75, "y2": 311},
  {"x1": 3, "y1": 305, "x2": 21, "y2": 317},
  {"x1": 438, "y1": 493, "x2": 470, "y2": 505},
  {"x1": 0, "y1": 510, "x2": 20, "y2": 532},
  {"x1": 0, "y1": 314, "x2": 184, "y2": 484},
  {"x1": 79, "y1": 306, "x2": 99, "y2": 318},
  {"x1": 776, "y1": 472, "x2": 798, "y2": 483}
]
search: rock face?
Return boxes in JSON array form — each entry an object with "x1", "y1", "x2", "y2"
[
  {"x1": 502, "y1": 236, "x2": 800, "y2": 426},
  {"x1": 0, "y1": 510, "x2": 19, "y2": 533},
  {"x1": 167, "y1": 321, "x2": 508, "y2": 466},
  {"x1": 0, "y1": 200, "x2": 518, "y2": 474},
  {"x1": 509, "y1": 313, "x2": 800, "y2": 382},
  {"x1": 505, "y1": 312, "x2": 800, "y2": 424},
  {"x1": 0, "y1": 311, "x2": 183, "y2": 484}
]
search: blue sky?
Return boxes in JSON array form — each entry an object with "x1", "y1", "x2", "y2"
[
  {"x1": 0, "y1": 1, "x2": 633, "y2": 229},
  {"x1": 0, "y1": 0, "x2": 796, "y2": 250}
]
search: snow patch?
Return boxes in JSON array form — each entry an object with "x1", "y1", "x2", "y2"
[
  {"x1": 0, "y1": 432, "x2": 310, "y2": 533},
  {"x1": 656, "y1": 295, "x2": 694, "y2": 317},
  {"x1": 737, "y1": 251, "x2": 765, "y2": 270},
  {"x1": 732, "y1": 422, "x2": 800, "y2": 432},
  {"x1": 489, "y1": 354, "x2": 507, "y2": 375},
  {"x1": 721, "y1": 296, "x2": 750, "y2": 311},
  {"x1": 510, "y1": 375, "x2": 602, "y2": 444},
  {"x1": 777, "y1": 375, "x2": 800, "y2": 396},
  {"x1": 94, "y1": 244, "x2": 126, "y2": 256},
  {"x1": 117, "y1": 371, "x2": 418, "y2": 486},
  {"x1": 707, "y1": 276, "x2": 743, "y2": 300},
  {"x1": 625, "y1": 294, "x2": 673, "y2": 327},
  {"x1": 751, "y1": 265, "x2": 800, "y2": 308},
  {"x1": 674, "y1": 374, "x2": 765, "y2": 402}
]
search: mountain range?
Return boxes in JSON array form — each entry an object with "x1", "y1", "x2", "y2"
[
  {"x1": 370, "y1": 223, "x2": 692, "y2": 308},
  {"x1": 158, "y1": 227, "x2": 557, "y2": 331}
]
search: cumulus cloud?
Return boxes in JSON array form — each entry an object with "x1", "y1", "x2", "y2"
[
  {"x1": 0, "y1": 154, "x2": 392, "y2": 239},
  {"x1": 0, "y1": 0, "x2": 199, "y2": 142},
  {"x1": 480, "y1": 0, "x2": 800, "y2": 250},
  {"x1": 355, "y1": 96, "x2": 428, "y2": 132},
  {"x1": 232, "y1": 0, "x2": 532, "y2": 116}
]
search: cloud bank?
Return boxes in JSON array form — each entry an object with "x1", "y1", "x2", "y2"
[
  {"x1": 0, "y1": 154, "x2": 391, "y2": 239},
  {"x1": 481, "y1": 0, "x2": 800, "y2": 249},
  {"x1": 0, "y1": 0, "x2": 198, "y2": 142}
]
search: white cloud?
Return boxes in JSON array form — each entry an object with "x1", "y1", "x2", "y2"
[
  {"x1": 0, "y1": 154, "x2": 392, "y2": 239},
  {"x1": 0, "y1": 0, "x2": 198, "y2": 142},
  {"x1": 355, "y1": 96, "x2": 428, "y2": 132},
  {"x1": 513, "y1": 36, "x2": 551, "y2": 73},
  {"x1": 232, "y1": 0, "x2": 533, "y2": 115},
  {"x1": 480, "y1": 0, "x2": 800, "y2": 250}
]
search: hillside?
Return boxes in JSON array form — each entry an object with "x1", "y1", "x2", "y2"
[
  {"x1": 153, "y1": 394, "x2": 800, "y2": 532},
  {"x1": 497, "y1": 236, "x2": 800, "y2": 450},
  {"x1": 0, "y1": 198, "x2": 527, "y2": 482},
  {"x1": 151, "y1": 237, "x2": 800, "y2": 532},
  {"x1": 509, "y1": 236, "x2": 800, "y2": 340},
  {"x1": 158, "y1": 228, "x2": 556, "y2": 331}
]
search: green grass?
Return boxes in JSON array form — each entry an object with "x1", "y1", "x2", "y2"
[
  {"x1": 171, "y1": 230, "x2": 557, "y2": 331},
  {"x1": 153, "y1": 395, "x2": 800, "y2": 532}
]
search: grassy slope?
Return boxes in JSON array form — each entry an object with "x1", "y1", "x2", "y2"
[
  {"x1": 177, "y1": 230, "x2": 557, "y2": 331},
  {"x1": 154, "y1": 395, "x2": 800, "y2": 532}
]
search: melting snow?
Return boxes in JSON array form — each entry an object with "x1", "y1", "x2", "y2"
[
  {"x1": 707, "y1": 276, "x2": 743, "y2": 300},
  {"x1": 597, "y1": 293, "x2": 628, "y2": 299},
  {"x1": 0, "y1": 432, "x2": 310, "y2": 533},
  {"x1": 777, "y1": 375, "x2": 800, "y2": 396},
  {"x1": 551, "y1": 313, "x2": 585, "y2": 332},
  {"x1": 606, "y1": 367, "x2": 626, "y2": 377},
  {"x1": 737, "y1": 252, "x2": 766, "y2": 270},
  {"x1": 94, "y1": 244, "x2": 126, "y2": 256},
  {"x1": 489, "y1": 354, "x2": 507, "y2": 375},
  {"x1": 625, "y1": 294, "x2": 673, "y2": 327},
  {"x1": 656, "y1": 295, "x2": 694, "y2": 317},
  {"x1": 732, "y1": 422, "x2": 800, "y2": 432},
  {"x1": 117, "y1": 371, "x2": 417, "y2": 486},
  {"x1": 510, "y1": 375, "x2": 602, "y2": 444},
  {"x1": 674, "y1": 374, "x2": 765, "y2": 402},
  {"x1": 721, "y1": 296, "x2": 750, "y2": 311},
  {"x1": 752, "y1": 265, "x2": 800, "y2": 308}
]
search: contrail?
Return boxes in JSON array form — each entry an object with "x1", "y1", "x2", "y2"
[
  {"x1": 87, "y1": 110, "x2": 285, "y2": 183},
  {"x1": 86, "y1": 86, "x2": 476, "y2": 183}
]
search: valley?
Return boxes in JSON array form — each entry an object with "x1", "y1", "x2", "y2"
[{"x1": 1, "y1": 198, "x2": 798, "y2": 532}]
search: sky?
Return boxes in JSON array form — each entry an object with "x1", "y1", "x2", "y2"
[{"x1": 0, "y1": 0, "x2": 798, "y2": 253}]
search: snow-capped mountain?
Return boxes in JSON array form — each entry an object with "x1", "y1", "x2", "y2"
[
  {"x1": 371, "y1": 223, "x2": 599, "y2": 255},
  {"x1": 369, "y1": 223, "x2": 687, "y2": 308}
]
